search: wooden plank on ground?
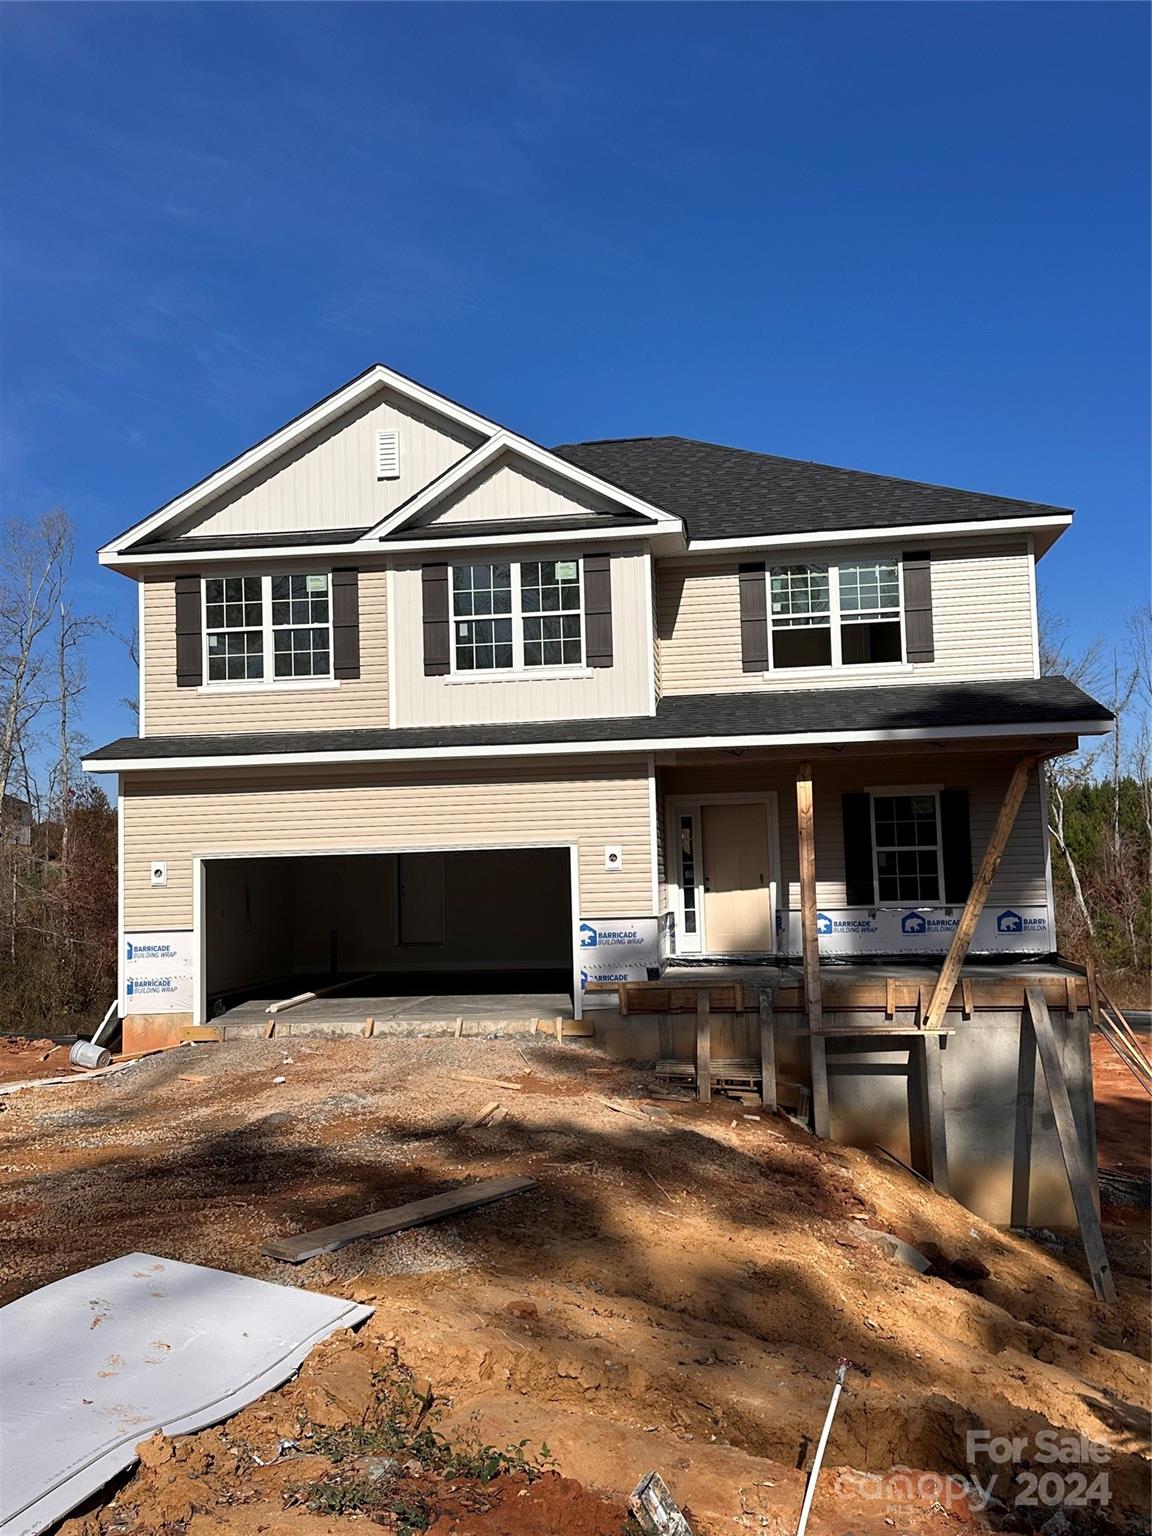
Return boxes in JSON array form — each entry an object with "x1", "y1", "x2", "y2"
[
  {"x1": 181, "y1": 1026, "x2": 224, "y2": 1043},
  {"x1": 758, "y1": 985, "x2": 777, "y2": 1113},
  {"x1": 262, "y1": 1175, "x2": 537, "y2": 1264},
  {"x1": 922, "y1": 755, "x2": 1036, "y2": 1031},
  {"x1": 1026, "y1": 988, "x2": 1116, "y2": 1304},
  {"x1": 695, "y1": 989, "x2": 711, "y2": 1103},
  {"x1": 922, "y1": 1033, "x2": 950, "y2": 1195}
]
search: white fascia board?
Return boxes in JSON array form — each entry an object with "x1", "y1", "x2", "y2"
[
  {"x1": 101, "y1": 522, "x2": 668, "y2": 569},
  {"x1": 686, "y1": 512, "x2": 1074, "y2": 556},
  {"x1": 82, "y1": 717, "x2": 1111, "y2": 775},
  {"x1": 102, "y1": 542, "x2": 392, "y2": 570},
  {"x1": 101, "y1": 366, "x2": 503, "y2": 558},
  {"x1": 362, "y1": 431, "x2": 683, "y2": 542}
]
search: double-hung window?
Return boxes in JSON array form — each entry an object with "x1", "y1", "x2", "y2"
[
  {"x1": 768, "y1": 557, "x2": 904, "y2": 670},
  {"x1": 451, "y1": 559, "x2": 584, "y2": 672},
  {"x1": 871, "y1": 793, "x2": 942, "y2": 902},
  {"x1": 203, "y1": 573, "x2": 332, "y2": 684}
]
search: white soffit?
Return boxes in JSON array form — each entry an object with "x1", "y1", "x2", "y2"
[{"x1": 0, "y1": 1253, "x2": 372, "y2": 1536}]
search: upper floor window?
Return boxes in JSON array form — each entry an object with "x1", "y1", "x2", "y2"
[
  {"x1": 768, "y1": 558, "x2": 903, "y2": 670},
  {"x1": 203, "y1": 573, "x2": 331, "y2": 684},
  {"x1": 451, "y1": 559, "x2": 584, "y2": 672}
]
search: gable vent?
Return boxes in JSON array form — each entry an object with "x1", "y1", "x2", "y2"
[{"x1": 375, "y1": 429, "x2": 400, "y2": 480}]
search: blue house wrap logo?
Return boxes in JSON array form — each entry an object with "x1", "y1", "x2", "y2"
[
  {"x1": 901, "y1": 911, "x2": 927, "y2": 934},
  {"x1": 579, "y1": 923, "x2": 598, "y2": 949},
  {"x1": 997, "y1": 910, "x2": 1023, "y2": 933},
  {"x1": 816, "y1": 912, "x2": 833, "y2": 936}
]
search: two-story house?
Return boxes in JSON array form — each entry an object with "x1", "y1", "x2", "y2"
[{"x1": 84, "y1": 363, "x2": 1112, "y2": 1049}]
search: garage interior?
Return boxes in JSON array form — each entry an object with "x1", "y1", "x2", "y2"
[{"x1": 202, "y1": 847, "x2": 576, "y2": 1025}]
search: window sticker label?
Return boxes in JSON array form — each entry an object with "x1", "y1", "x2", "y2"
[
  {"x1": 556, "y1": 561, "x2": 578, "y2": 581},
  {"x1": 306, "y1": 574, "x2": 327, "y2": 593}
]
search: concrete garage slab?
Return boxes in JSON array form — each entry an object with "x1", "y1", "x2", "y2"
[{"x1": 215, "y1": 973, "x2": 573, "y2": 1038}]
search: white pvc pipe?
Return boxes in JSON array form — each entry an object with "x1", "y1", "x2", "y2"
[{"x1": 795, "y1": 1360, "x2": 848, "y2": 1536}]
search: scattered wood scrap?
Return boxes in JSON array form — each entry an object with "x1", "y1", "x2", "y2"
[
  {"x1": 261, "y1": 1174, "x2": 537, "y2": 1264},
  {"x1": 449, "y1": 1074, "x2": 521, "y2": 1091},
  {"x1": 599, "y1": 1097, "x2": 665, "y2": 1126},
  {"x1": 457, "y1": 1101, "x2": 502, "y2": 1130}
]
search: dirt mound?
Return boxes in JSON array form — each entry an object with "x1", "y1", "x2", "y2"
[{"x1": 14, "y1": 1036, "x2": 1150, "y2": 1533}]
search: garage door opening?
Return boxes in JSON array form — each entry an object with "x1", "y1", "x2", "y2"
[{"x1": 200, "y1": 847, "x2": 576, "y2": 1025}]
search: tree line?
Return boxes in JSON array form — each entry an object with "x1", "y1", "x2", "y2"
[{"x1": 0, "y1": 510, "x2": 1147, "y2": 1034}]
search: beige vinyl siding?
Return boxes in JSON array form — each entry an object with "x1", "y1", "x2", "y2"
[
  {"x1": 425, "y1": 455, "x2": 620, "y2": 525},
  {"x1": 172, "y1": 388, "x2": 482, "y2": 538},
  {"x1": 390, "y1": 544, "x2": 653, "y2": 726},
  {"x1": 657, "y1": 538, "x2": 1036, "y2": 695},
  {"x1": 122, "y1": 757, "x2": 654, "y2": 930},
  {"x1": 660, "y1": 751, "x2": 1047, "y2": 912},
  {"x1": 141, "y1": 566, "x2": 388, "y2": 735}
]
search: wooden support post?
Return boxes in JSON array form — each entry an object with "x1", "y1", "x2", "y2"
[
  {"x1": 796, "y1": 763, "x2": 822, "y2": 1034},
  {"x1": 921, "y1": 1034, "x2": 950, "y2": 1195},
  {"x1": 797, "y1": 763, "x2": 828, "y2": 1138},
  {"x1": 809, "y1": 1037, "x2": 830, "y2": 1138},
  {"x1": 1085, "y1": 956, "x2": 1101, "y2": 1033},
  {"x1": 884, "y1": 976, "x2": 896, "y2": 1021},
  {"x1": 1026, "y1": 988, "x2": 1116, "y2": 1304},
  {"x1": 961, "y1": 979, "x2": 974, "y2": 1020},
  {"x1": 923, "y1": 756, "x2": 1036, "y2": 1031},
  {"x1": 758, "y1": 986, "x2": 777, "y2": 1113},
  {"x1": 695, "y1": 989, "x2": 711, "y2": 1104}
]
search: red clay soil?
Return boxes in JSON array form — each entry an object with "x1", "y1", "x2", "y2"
[
  {"x1": 1092, "y1": 1032, "x2": 1151, "y2": 1176},
  {"x1": 0, "y1": 1035, "x2": 69, "y2": 1083},
  {"x1": 426, "y1": 1474, "x2": 628, "y2": 1535}
]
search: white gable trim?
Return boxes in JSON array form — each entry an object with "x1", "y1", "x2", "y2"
[
  {"x1": 361, "y1": 431, "x2": 683, "y2": 542},
  {"x1": 100, "y1": 365, "x2": 504, "y2": 558}
]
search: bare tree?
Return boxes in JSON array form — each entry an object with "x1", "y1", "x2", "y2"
[{"x1": 0, "y1": 511, "x2": 72, "y2": 837}]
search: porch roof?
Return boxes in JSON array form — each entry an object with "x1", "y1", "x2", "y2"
[{"x1": 84, "y1": 675, "x2": 1111, "y2": 772}]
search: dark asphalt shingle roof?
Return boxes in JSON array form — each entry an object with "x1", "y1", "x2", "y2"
[
  {"x1": 551, "y1": 437, "x2": 1071, "y2": 541},
  {"x1": 84, "y1": 677, "x2": 1109, "y2": 765}
]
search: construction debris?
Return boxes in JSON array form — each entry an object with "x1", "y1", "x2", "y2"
[
  {"x1": 629, "y1": 1470, "x2": 693, "y2": 1535},
  {"x1": 262, "y1": 1174, "x2": 537, "y2": 1264},
  {"x1": 458, "y1": 1100, "x2": 502, "y2": 1130},
  {"x1": 0, "y1": 1253, "x2": 371, "y2": 1536}
]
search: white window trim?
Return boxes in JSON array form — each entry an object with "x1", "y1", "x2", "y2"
[
  {"x1": 766, "y1": 557, "x2": 907, "y2": 673},
  {"x1": 869, "y1": 787, "x2": 945, "y2": 908},
  {"x1": 448, "y1": 556, "x2": 586, "y2": 678},
  {"x1": 201, "y1": 572, "x2": 335, "y2": 690}
]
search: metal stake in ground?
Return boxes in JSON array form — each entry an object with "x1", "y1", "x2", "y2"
[{"x1": 794, "y1": 1358, "x2": 849, "y2": 1536}]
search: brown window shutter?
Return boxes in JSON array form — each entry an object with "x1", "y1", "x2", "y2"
[
  {"x1": 584, "y1": 554, "x2": 613, "y2": 668},
  {"x1": 842, "y1": 792, "x2": 875, "y2": 906},
  {"x1": 174, "y1": 575, "x2": 202, "y2": 688},
  {"x1": 331, "y1": 568, "x2": 360, "y2": 680},
  {"x1": 738, "y1": 563, "x2": 769, "y2": 672},
  {"x1": 940, "y1": 788, "x2": 973, "y2": 903},
  {"x1": 422, "y1": 564, "x2": 451, "y2": 676},
  {"x1": 903, "y1": 551, "x2": 934, "y2": 663}
]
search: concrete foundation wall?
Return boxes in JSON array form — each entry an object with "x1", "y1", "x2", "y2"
[{"x1": 593, "y1": 1006, "x2": 1096, "y2": 1231}]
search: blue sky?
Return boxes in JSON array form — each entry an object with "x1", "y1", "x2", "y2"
[{"x1": 1, "y1": 1, "x2": 1148, "y2": 764}]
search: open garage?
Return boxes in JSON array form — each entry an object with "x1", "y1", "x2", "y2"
[{"x1": 200, "y1": 846, "x2": 577, "y2": 1025}]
